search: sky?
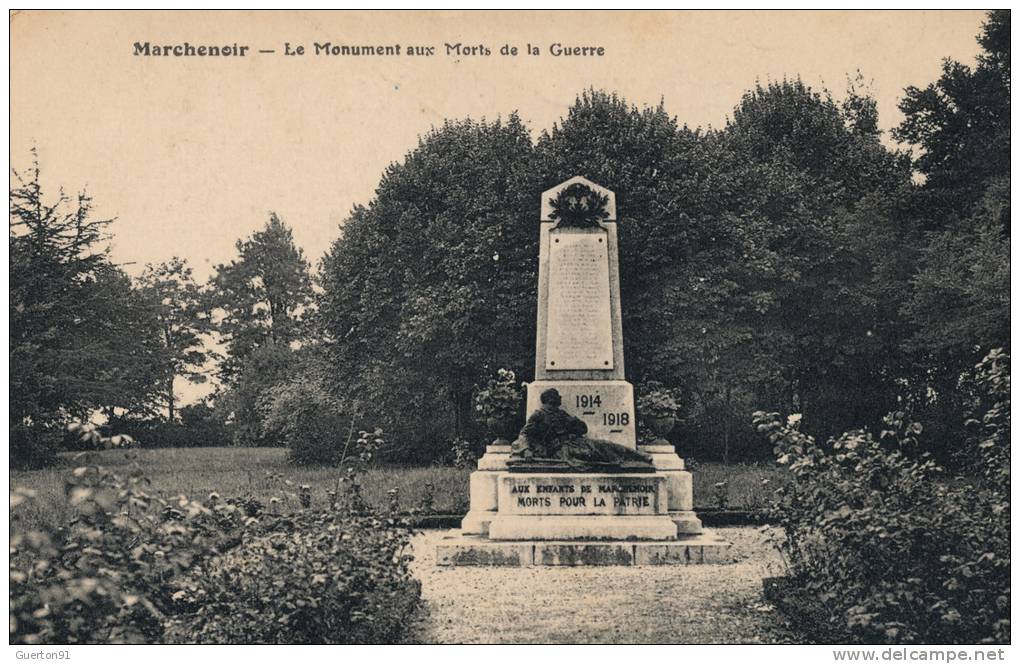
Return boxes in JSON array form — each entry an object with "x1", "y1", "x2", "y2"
[{"x1": 11, "y1": 10, "x2": 988, "y2": 284}]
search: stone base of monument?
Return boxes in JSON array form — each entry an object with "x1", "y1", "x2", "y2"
[
  {"x1": 436, "y1": 530, "x2": 732, "y2": 566},
  {"x1": 488, "y1": 514, "x2": 679, "y2": 540},
  {"x1": 440, "y1": 443, "x2": 730, "y2": 566}
]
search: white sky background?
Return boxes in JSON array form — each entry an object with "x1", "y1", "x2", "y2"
[{"x1": 9, "y1": 10, "x2": 988, "y2": 405}]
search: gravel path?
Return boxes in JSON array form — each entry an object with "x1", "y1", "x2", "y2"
[{"x1": 408, "y1": 527, "x2": 801, "y2": 644}]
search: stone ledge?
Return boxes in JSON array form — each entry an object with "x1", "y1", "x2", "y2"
[
  {"x1": 488, "y1": 514, "x2": 678, "y2": 541},
  {"x1": 639, "y1": 444, "x2": 680, "y2": 455},
  {"x1": 436, "y1": 530, "x2": 732, "y2": 566},
  {"x1": 537, "y1": 542, "x2": 635, "y2": 566},
  {"x1": 671, "y1": 510, "x2": 704, "y2": 535},
  {"x1": 460, "y1": 509, "x2": 495, "y2": 536},
  {"x1": 477, "y1": 446, "x2": 512, "y2": 471},
  {"x1": 436, "y1": 537, "x2": 534, "y2": 566},
  {"x1": 646, "y1": 455, "x2": 686, "y2": 471}
]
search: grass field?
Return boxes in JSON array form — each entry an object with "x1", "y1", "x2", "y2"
[{"x1": 10, "y1": 447, "x2": 789, "y2": 533}]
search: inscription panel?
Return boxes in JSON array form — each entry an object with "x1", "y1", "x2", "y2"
[
  {"x1": 545, "y1": 229, "x2": 614, "y2": 370},
  {"x1": 498, "y1": 474, "x2": 666, "y2": 516}
]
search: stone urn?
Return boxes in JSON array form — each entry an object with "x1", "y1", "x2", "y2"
[
  {"x1": 485, "y1": 415, "x2": 518, "y2": 445},
  {"x1": 644, "y1": 414, "x2": 676, "y2": 439}
]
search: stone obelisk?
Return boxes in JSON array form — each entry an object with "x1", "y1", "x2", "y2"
[
  {"x1": 527, "y1": 176, "x2": 636, "y2": 448},
  {"x1": 439, "y1": 176, "x2": 726, "y2": 566}
]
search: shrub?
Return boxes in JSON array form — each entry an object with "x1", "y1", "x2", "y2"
[
  {"x1": 218, "y1": 342, "x2": 303, "y2": 447},
  {"x1": 264, "y1": 377, "x2": 351, "y2": 465},
  {"x1": 103, "y1": 406, "x2": 229, "y2": 449},
  {"x1": 165, "y1": 509, "x2": 419, "y2": 644},
  {"x1": 635, "y1": 381, "x2": 683, "y2": 420},
  {"x1": 754, "y1": 349, "x2": 1009, "y2": 644},
  {"x1": 67, "y1": 421, "x2": 137, "y2": 449},
  {"x1": 10, "y1": 423, "x2": 59, "y2": 470},
  {"x1": 473, "y1": 368, "x2": 523, "y2": 421},
  {"x1": 10, "y1": 458, "x2": 247, "y2": 643},
  {"x1": 446, "y1": 436, "x2": 479, "y2": 469},
  {"x1": 178, "y1": 402, "x2": 230, "y2": 447},
  {"x1": 144, "y1": 423, "x2": 205, "y2": 448},
  {"x1": 961, "y1": 348, "x2": 1010, "y2": 482},
  {"x1": 11, "y1": 453, "x2": 421, "y2": 644}
]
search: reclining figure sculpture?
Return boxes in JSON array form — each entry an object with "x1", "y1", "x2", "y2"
[{"x1": 508, "y1": 388, "x2": 654, "y2": 473}]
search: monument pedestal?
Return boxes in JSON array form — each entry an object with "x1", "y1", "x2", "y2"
[
  {"x1": 442, "y1": 460, "x2": 727, "y2": 566},
  {"x1": 639, "y1": 442, "x2": 705, "y2": 535},
  {"x1": 460, "y1": 443, "x2": 511, "y2": 536}
]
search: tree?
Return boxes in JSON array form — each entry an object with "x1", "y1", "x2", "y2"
[
  {"x1": 209, "y1": 213, "x2": 314, "y2": 382},
  {"x1": 319, "y1": 115, "x2": 537, "y2": 457},
  {"x1": 890, "y1": 11, "x2": 1011, "y2": 454},
  {"x1": 136, "y1": 257, "x2": 214, "y2": 422},
  {"x1": 216, "y1": 340, "x2": 306, "y2": 446},
  {"x1": 894, "y1": 10, "x2": 1010, "y2": 224},
  {"x1": 904, "y1": 181, "x2": 1009, "y2": 361},
  {"x1": 896, "y1": 179, "x2": 1010, "y2": 456},
  {"x1": 78, "y1": 266, "x2": 166, "y2": 419},
  {"x1": 10, "y1": 154, "x2": 162, "y2": 428},
  {"x1": 718, "y1": 79, "x2": 918, "y2": 438},
  {"x1": 533, "y1": 91, "x2": 730, "y2": 383},
  {"x1": 317, "y1": 88, "x2": 922, "y2": 461},
  {"x1": 530, "y1": 86, "x2": 914, "y2": 448}
]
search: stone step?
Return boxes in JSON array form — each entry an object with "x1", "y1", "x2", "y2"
[
  {"x1": 436, "y1": 530, "x2": 732, "y2": 567},
  {"x1": 488, "y1": 514, "x2": 679, "y2": 540}
]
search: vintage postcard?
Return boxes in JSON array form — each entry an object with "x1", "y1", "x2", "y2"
[{"x1": 9, "y1": 9, "x2": 1009, "y2": 655}]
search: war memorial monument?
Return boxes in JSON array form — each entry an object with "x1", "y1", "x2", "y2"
[{"x1": 438, "y1": 176, "x2": 731, "y2": 566}]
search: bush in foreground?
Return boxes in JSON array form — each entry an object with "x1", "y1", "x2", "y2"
[
  {"x1": 755, "y1": 349, "x2": 1009, "y2": 644},
  {"x1": 165, "y1": 508, "x2": 419, "y2": 644},
  {"x1": 10, "y1": 451, "x2": 420, "y2": 644}
]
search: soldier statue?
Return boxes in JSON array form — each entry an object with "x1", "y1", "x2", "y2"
[{"x1": 508, "y1": 388, "x2": 654, "y2": 472}]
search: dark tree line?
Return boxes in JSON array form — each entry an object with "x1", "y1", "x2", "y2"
[
  {"x1": 318, "y1": 11, "x2": 1009, "y2": 462},
  {"x1": 10, "y1": 11, "x2": 1008, "y2": 466}
]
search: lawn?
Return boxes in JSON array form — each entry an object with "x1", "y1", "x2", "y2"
[{"x1": 10, "y1": 447, "x2": 789, "y2": 533}]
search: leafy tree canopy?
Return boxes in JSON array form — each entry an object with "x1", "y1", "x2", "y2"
[
  {"x1": 136, "y1": 257, "x2": 215, "y2": 422},
  {"x1": 319, "y1": 115, "x2": 537, "y2": 454},
  {"x1": 209, "y1": 213, "x2": 314, "y2": 382},
  {"x1": 894, "y1": 10, "x2": 1010, "y2": 223},
  {"x1": 10, "y1": 154, "x2": 162, "y2": 426}
]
